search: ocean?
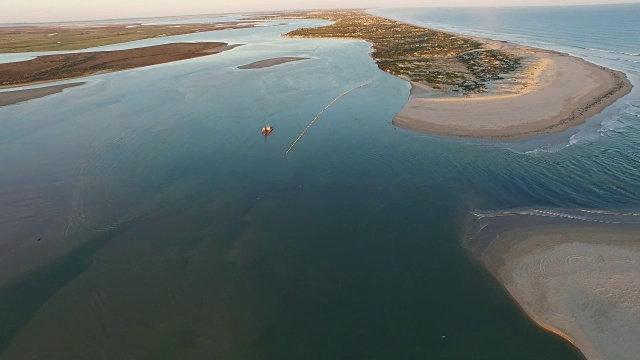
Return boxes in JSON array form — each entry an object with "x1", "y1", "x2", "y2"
[{"x1": 0, "y1": 3, "x2": 638, "y2": 359}]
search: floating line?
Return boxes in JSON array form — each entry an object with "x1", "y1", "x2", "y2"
[{"x1": 285, "y1": 81, "x2": 371, "y2": 155}]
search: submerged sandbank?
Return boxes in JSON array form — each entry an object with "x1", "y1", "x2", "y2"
[
  {"x1": 0, "y1": 83, "x2": 85, "y2": 107},
  {"x1": 238, "y1": 57, "x2": 310, "y2": 69},
  {"x1": 393, "y1": 48, "x2": 633, "y2": 140},
  {"x1": 470, "y1": 214, "x2": 640, "y2": 360}
]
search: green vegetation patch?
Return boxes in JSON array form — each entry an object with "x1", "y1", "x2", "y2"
[{"x1": 457, "y1": 50, "x2": 522, "y2": 83}]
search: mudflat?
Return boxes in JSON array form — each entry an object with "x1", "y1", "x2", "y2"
[{"x1": 0, "y1": 83, "x2": 85, "y2": 107}]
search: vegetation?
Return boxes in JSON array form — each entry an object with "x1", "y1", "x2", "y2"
[
  {"x1": 0, "y1": 22, "x2": 254, "y2": 53},
  {"x1": 0, "y1": 43, "x2": 229, "y2": 87},
  {"x1": 254, "y1": 10, "x2": 522, "y2": 93}
]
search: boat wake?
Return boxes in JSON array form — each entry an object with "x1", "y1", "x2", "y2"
[{"x1": 285, "y1": 81, "x2": 372, "y2": 154}]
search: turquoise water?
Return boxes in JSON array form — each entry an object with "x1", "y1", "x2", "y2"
[{"x1": 1, "y1": 4, "x2": 638, "y2": 359}]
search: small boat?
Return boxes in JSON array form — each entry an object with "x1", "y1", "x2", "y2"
[{"x1": 262, "y1": 125, "x2": 274, "y2": 136}]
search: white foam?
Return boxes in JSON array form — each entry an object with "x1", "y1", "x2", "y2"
[
  {"x1": 583, "y1": 47, "x2": 639, "y2": 57},
  {"x1": 475, "y1": 207, "x2": 640, "y2": 225}
]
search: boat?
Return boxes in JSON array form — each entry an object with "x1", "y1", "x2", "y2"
[{"x1": 262, "y1": 125, "x2": 274, "y2": 136}]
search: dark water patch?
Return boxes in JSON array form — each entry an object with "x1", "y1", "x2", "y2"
[{"x1": 0, "y1": 183, "x2": 585, "y2": 359}]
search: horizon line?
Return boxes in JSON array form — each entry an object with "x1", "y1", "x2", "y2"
[{"x1": 1, "y1": 2, "x2": 638, "y2": 26}]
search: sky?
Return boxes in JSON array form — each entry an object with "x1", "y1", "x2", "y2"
[{"x1": 2, "y1": 0, "x2": 638, "y2": 23}]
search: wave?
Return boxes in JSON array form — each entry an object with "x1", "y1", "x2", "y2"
[
  {"x1": 520, "y1": 132, "x2": 589, "y2": 156},
  {"x1": 598, "y1": 114, "x2": 627, "y2": 135},
  {"x1": 521, "y1": 104, "x2": 637, "y2": 153},
  {"x1": 473, "y1": 207, "x2": 640, "y2": 225},
  {"x1": 523, "y1": 147, "x2": 563, "y2": 155},
  {"x1": 568, "y1": 133, "x2": 582, "y2": 145},
  {"x1": 577, "y1": 46, "x2": 640, "y2": 57},
  {"x1": 625, "y1": 107, "x2": 640, "y2": 118},
  {"x1": 467, "y1": 207, "x2": 640, "y2": 255}
]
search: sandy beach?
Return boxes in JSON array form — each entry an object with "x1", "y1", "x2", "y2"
[
  {"x1": 476, "y1": 222, "x2": 640, "y2": 360},
  {"x1": 394, "y1": 48, "x2": 633, "y2": 139},
  {"x1": 0, "y1": 83, "x2": 85, "y2": 107},
  {"x1": 238, "y1": 57, "x2": 309, "y2": 69}
]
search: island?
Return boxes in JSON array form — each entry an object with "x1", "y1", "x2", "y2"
[
  {"x1": 0, "y1": 42, "x2": 239, "y2": 106},
  {"x1": 254, "y1": 10, "x2": 633, "y2": 139}
]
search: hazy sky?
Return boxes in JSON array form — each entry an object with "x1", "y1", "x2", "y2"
[{"x1": 3, "y1": 0, "x2": 638, "y2": 23}]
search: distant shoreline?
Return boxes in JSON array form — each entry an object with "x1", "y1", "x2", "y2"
[
  {"x1": 0, "y1": 21, "x2": 255, "y2": 53},
  {"x1": 469, "y1": 214, "x2": 640, "y2": 360}
]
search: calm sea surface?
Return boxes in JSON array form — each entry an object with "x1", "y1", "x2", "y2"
[{"x1": 1, "y1": 4, "x2": 639, "y2": 359}]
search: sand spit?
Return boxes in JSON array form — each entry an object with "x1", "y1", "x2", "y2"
[
  {"x1": 0, "y1": 83, "x2": 85, "y2": 107},
  {"x1": 262, "y1": 10, "x2": 633, "y2": 139},
  {"x1": 238, "y1": 57, "x2": 310, "y2": 69},
  {"x1": 393, "y1": 49, "x2": 633, "y2": 139},
  {"x1": 0, "y1": 42, "x2": 239, "y2": 88},
  {"x1": 474, "y1": 221, "x2": 640, "y2": 360}
]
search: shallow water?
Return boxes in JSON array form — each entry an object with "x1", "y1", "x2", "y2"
[{"x1": 1, "y1": 4, "x2": 638, "y2": 359}]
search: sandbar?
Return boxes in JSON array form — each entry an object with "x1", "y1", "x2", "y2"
[
  {"x1": 393, "y1": 49, "x2": 633, "y2": 139},
  {"x1": 0, "y1": 83, "x2": 84, "y2": 107},
  {"x1": 238, "y1": 57, "x2": 310, "y2": 69},
  {"x1": 0, "y1": 42, "x2": 239, "y2": 88},
  {"x1": 473, "y1": 218, "x2": 640, "y2": 360}
]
